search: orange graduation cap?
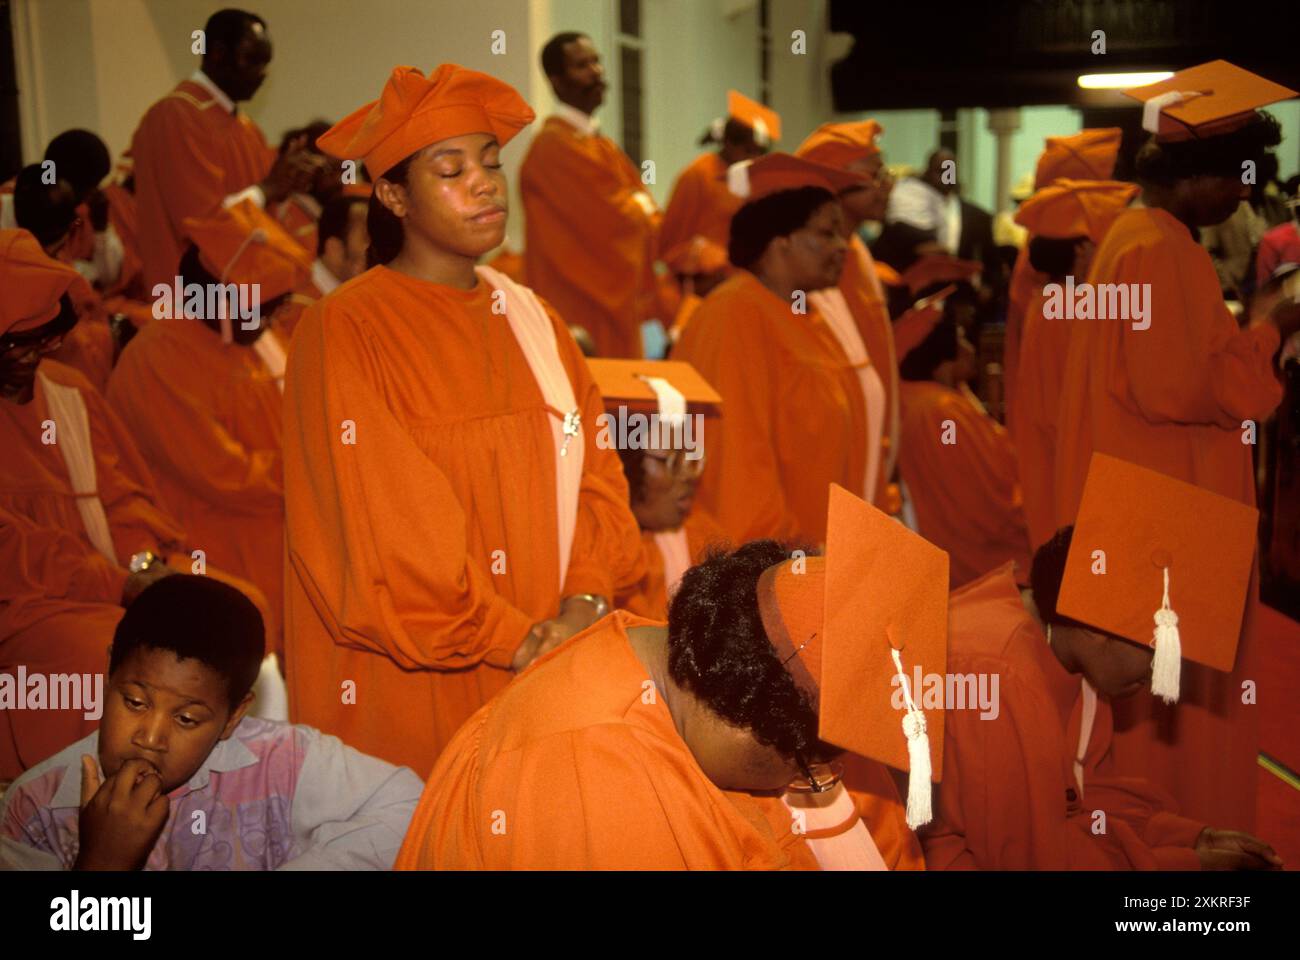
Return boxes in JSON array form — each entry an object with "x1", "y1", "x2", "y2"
[
  {"x1": 794, "y1": 119, "x2": 884, "y2": 170},
  {"x1": 182, "y1": 199, "x2": 312, "y2": 342},
  {"x1": 756, "y1": 483, "x2": 949, "y2": 827},
  {"x1": 1057, "y1": 453, "x2": 1259, "y2": 703},
  {"x1": 727, "y1": 90, "x2": 782, "y2": 146},
  {"x1": 726, "y1": 152, "x2": 868, "y2": 202},
  {"x1": 901, "y1": 252, "x2": 982, "y2": 295},
  {"x1": 0, "y1": 229, "x2": 84, "y2": 334},
  {"x1": 317, "y1": 64, "x2": 536, "y2": 178},
  {"x1": 588, "y1": 357, "x2": 722, "y2": 420},
  {"x1": 1014, "y1": 179, "x2": 1140, "y2": 244},
  {"x1": 660, "y1": 236, "x2": 729, "y2": 277},
  {"x1": 1033, "y1": 128, "x2": 1122, "y2": 190},
  {"x1": 1124, "y1": 60, "x2": 1297, "y2": 142}
]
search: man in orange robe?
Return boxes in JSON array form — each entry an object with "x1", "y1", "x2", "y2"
[
  {"x1": 107, "y1": 201, "x2": 311, "y2": 656},
  {"x1": 286, "y1": 64, "x2": 645, "y2": 777},
  {"x1": 897, "y1": 316, "x2": 1033, "y2": 587},
  {"x1": 0, "y1": 230, "x2": 267, "y2": 777},
  {"x1": 796, "y1": 120, "x2": 902, "y2": 511},
  {"x1": 521, "y1": 33, "x2": 659, "y2": 358},
  {"x1": 270, "y1": 193, "x2": 368, "y2": 342},
  {"x1": 397, "y1": 487, "x2": 935, "y2": 869},
  {"x1": 1053, "y1": 63, "x2": 1299, "y2": 830},
  {"x1": 1003, "y1": 129, "x2": 1121, "y2": 430},
  {"x1": 1011, "y1": 179, "x2": 1139, "y2": 548},
  {"x1": 129, "y1": 9, "x2": 319, "y2": 290}
]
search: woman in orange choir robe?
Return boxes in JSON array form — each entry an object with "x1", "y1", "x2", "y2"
[
  {"x1": 398, "y1": 508, "x2": 928, "y2": 870},
  {"x1": 897, "y1": 317, "x2": 1033, "y2": 587},
  {"x1": 1053, "y1": 70, "x2": 1300, "y2": 831},
  {"x1": 1003, "y1": 129, "x2": 1121, "y2": 430},
  {"x1": 0, "y1": 231, "x2": 267, "y2": 777},
  {"x1": 283, "y1": 65, "x2": 644, "y2": 777},
  {"x1": 796, "y1": 120, "x2": 902, "y2": 511},
  {"x1": 1011, "y1": 179, "x2": 1139, "y2": 548},
  {"x1": 108, "y1": 200, "x2": 310, "y2": 656},
  {"x1": 675, "y1": 154, "x2": 871, "y2": 546}
]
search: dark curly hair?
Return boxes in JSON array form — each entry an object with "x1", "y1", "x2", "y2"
[
  {"x1": 1134, "y1": 111, "x2": 1282, "y2": 186},
  {"x1": 1028, "y1": 525, "x2": 1090, "y2": 631},
  {"x1": 1027, "y1": 234, "x2": 1084, "y2": 280},
  {"x1": 666, "y1": 539, "x2": 822, "y2": 759},
  {"x1": 728, "y1": 186, "x2": 834, "y2": 271},
  {"x1": 899, "y1": 316, "x2": 959, "y2": 382}
]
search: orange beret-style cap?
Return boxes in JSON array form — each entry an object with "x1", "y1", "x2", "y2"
[
  {"x1": 1014, "y1": 179, "x2": 1140, "y2": 244},
  {"x1": 1124, "y1": 60, "x2": 1297, "y2": 143},
  {"x1": 182, "y1": 199, "x2": 313, "y2": 303},
  {"x1": 1033, "y1": 128, "x2": 1122, "y2": 190},
  {"x1": 727, "y1": 90, "x2": 782, "y2": 145},
  {"x1": 756, "y1": 484, "x2": 948, "y2": 826},
  {"x1": 727, "y1": 152, "x2": 868, "y2": 202},
  {"x1": 317, "y1": 64, "x2": 536, "y2": 178},
  {"x1": 1057, "y1": 454, "x2": 1259, "y2": 702},
  {"x1": 0, "y1": 229, "x2": 83, "y2": 335},
  {"x1": 794, "y1": 119, "x2": 884, "y2": 170}
]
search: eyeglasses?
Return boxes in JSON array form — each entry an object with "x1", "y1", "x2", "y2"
[
  {"x1": 642, "y1": 448, "x2": 706, "y2": 479},
  {"x1": 1, "y1": 332, "x2": 68, "y2": 363},
  {"x1": 788, "y1": 755, "x2": 843, "y2": 794}
]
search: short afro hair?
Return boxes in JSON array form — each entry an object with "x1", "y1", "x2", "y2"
[
  {"x1": 899, "y1": 316, "x2": 959, "y2": 382},
  {"x1": 540, "y1": 32, "x2": 588, "y2": 77},
  {"x1": 43, "y1": 129, "x2": 110, "y2": 198},
  {"x1": 1028, "y1": 525, "x2": 1091, "y2": 631},
  {"x1": 667, "y1": 539, "x2": 822, "y2": 759},
  {"x1": 109, "y1": 575, "x2": 265, "y2": 711},
  {"x1": 1027, "y1": 234, "x2": 1084, "y2": 280},
  {"x1": 13, "y1": 164, "x2": 78, "y2": 248},
  {"x1": 1134, "y1": 111, "x2": 1282, "y2": 186},
  {"x1": 203, "y1": 8, "x2": 266, "y2": 55},
  {"x1": 728, "y1": 186, "x2": 835, "y2": 271}
]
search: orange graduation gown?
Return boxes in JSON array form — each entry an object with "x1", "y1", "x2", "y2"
[
  {"x1": 675, "y1": 271, "x2": 868, "y2": 546},
  {"x1": 282, "y1": 267, "x2": 644, "y2": 777},
  {"x1": 839, "y1": 234, "x2": 900, "y2": 507},
  {"x1": 521, "y1": 116, "x2": 659, "y2": 358},
  {"x1": 107, "y1": 319, "x2": 285, "y2": 652},
  {"x1": 657, "y1": 152, "x2": 740, "y2": 260},
  {"x1": 130, "y1": 77, "x2": 275, "y2": 289},
  {"x1": 922, "y1": 566, "x2": 1206, "y2": 869},
  {"x1": 1053, "y1": 206, "x2": 1284, "y2": 831},
  {"x1": 396, "y1": 611, "x2": 919, "y2": 870},
  {"x1": 617, "y1": 508, "x2": 729, "y2": 620},
  {"x1": 0, "y1": 361, "x2": 262, "y2": 777},
  {"x1": 1011, "y1": 289, "x2": 1071, "y2": 549},
  {"x1": 1002, "y1": 246, "x2": 1047, "y2": 432},
  {"x1": 898, "y1": 380, "x2": 1033, "y2": 587}
]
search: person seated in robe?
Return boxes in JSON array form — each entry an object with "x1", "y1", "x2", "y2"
[
  {"x1": 396, "y1": 485, "x2": 936, "y2": 870},
  {"x1": 896, "y1": 304, "x2": 1033, "y2": 587},
  {"x1": 283, "y1": 64, "x2": 644, "y2": 778},
  {"x1": 0, "y1": 230, "x2": 271, "y2": 780},
  {"x1": 0, "y1": 575, "x2": 423, "y2": 870},
  {"x1": 662, "y1": 237, "x2": 730, "y2": 346},
  {"x1": 108, "y1": 200, "x2": 311, "y2": 660},
  {"x1": 675, "y1": 153, "x2": 873, "y2": 546},
  {"x1": 795, "y1": 120, "x2": 901, "y2": 513},
  {"x1": 658, "y1": 90, "x2": 778, "y2": 293},
  {"x1": 521, "y1": 32, "x2": 660, "y2": 358},
  {"x1": 1003, "y1": 128, "x2": 1121, "y2": 428},
  {"x1": 269, "y1": 120, "x2": 346, "y2": 255},
  {"x1": 589, "y1": 358, "x2": 729, "y2": 619},
  {"x1": 923, "y1": 453, "x2": 1283, "y2": 870},
  {"x1": 1009, "y1": 178, "x2": 1139, "y2": 549},
  {"x1": 39, "y1": 130, "x2": 129, "y2": 294},
  {"x1": 129, "y1": 7, "x2": 324, "y2": 290},
  {"x1": 1055, "y1": 62, "x2": 1300, "y2": 831},
  {"x1": 271, "y1": 192, "x2": 369, "y2": 342}
]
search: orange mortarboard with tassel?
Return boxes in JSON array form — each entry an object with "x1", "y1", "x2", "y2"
[
  {"x1": 587, "y1": 357, "x2": 722, "y2": 421},
  {"x1": 726, "y1": 152, "x2": 868, "y2": 202},
  {"x1": 1033, "y1": 128, "x2": 1122, "y2": 190},
  {"x1": 317, "y1": 64, "x2": 536, "y2": 178},
  {"x1": 756, "y1": 483, "x2": 948, "y2": 827},
  {"x1": 1014, "y1": 179, "x2": 1140, "y2": 245},
  {"x1": 1123, "y1": 60, "x2": 1296, "y2": 143},
  {"x1": 727, "y1": 90, "x2": 782, "y2": 147},
  {"x1": 1057, "y1": 453, "x2": 1258, "y2": 703}
]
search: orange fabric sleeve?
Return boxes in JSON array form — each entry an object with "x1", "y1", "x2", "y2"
[
  {"x1": 0, "y1": 507, "x2": 126, "y2": 609},
  {"x1": 284, "y1": 304, "x2": 536, "y2": 672},
  {"x1": 658, "y1": 161, "x2": 708, "y2": 263}
]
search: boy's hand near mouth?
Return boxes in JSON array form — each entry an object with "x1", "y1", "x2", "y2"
[{"x1": 72, "y1": 755, "x2": 170, "y2": 871}]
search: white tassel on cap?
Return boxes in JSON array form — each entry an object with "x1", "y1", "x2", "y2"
[
  {"x1": 889, "y1": 646, "x2": 933, "y2": 829},
  {"x1": 1150, "y1": 566, "x2": 1181, "y2": 703},
  {"x1": 1141, "y1": 90, "x2": 1207, "y2": 134},
  {"x1": 751, "y1": 116, "x2": 770, "y2": 148},
  {"x1": 726, "y1": 159, "x2": 754, "y2": 200}
]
